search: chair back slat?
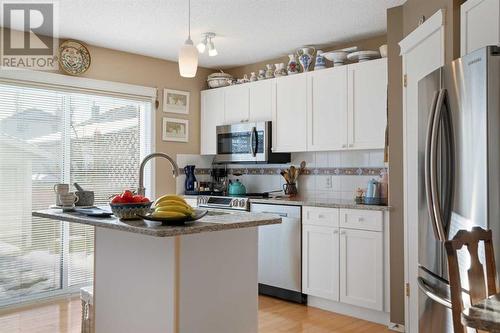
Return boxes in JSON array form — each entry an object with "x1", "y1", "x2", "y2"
[{"x1": 444, "y1": 227, "x2": 498, "y2": 333}]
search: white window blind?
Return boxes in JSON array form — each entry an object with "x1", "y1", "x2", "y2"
[{"x1": 0, "y1": 81, "x2": 153, "y2": 307}]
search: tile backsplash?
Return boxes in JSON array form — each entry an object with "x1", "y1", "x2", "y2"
[{"x1": 176, "y1": 150, "x2": 387, "y2": 200}]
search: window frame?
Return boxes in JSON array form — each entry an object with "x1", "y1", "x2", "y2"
[{"x1": 0, "y1": 69, "x2": 156, "y2": 308}]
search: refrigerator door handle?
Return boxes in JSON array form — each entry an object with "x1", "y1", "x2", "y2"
[
  {"x1": 425, "y1": 91, "x2": 443, "y2": 241},
  {"x1": 417, "y1": 277, "x2": 452, "y2": 309},
  {"x1": 430, "y1": 89, "x2": 448, "y2": 241},
  {"x1": 441, "y1": 89, "x2": 455, "y2": 235}
]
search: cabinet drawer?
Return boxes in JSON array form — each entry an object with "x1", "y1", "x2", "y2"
[
  {"x1": 339, "y1": 209, "x2": 383, "y2": 232},
  {"x1": 303, "y1": 207, "x2": 339, "y2": 227}
]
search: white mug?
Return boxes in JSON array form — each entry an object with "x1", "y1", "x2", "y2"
[
  {"x1": 54, "y1": 184, "x2": 70, "y2": 206},
  {"x1": 58, "y1": 192, "x2": 79, "y2": 207}
]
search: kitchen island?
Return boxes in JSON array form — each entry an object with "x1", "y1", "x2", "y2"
[{"x1": 33, "y1": 208, "x2": 281, "y2": 333}]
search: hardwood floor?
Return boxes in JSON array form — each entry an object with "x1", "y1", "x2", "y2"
[{"x1": 0, "y1": 296, "x2": 391, "y2": 333}]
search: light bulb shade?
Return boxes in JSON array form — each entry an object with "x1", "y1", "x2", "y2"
[
  {"x1": 208, "y1": 39, "x2": 218, "y2": 57},
  {"x1": 178, "y1": 40, "x2": 198, "y2": 78},
  {"x1": 196, "y1": 41, "x2": 206, "y2": 53}
]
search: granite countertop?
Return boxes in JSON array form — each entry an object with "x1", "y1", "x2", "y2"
[
  {"x1": 32, "y1": 209, "x2": 281, "y2": 238},
  {"x1": 184, "y1": 195, "x2": 390, "y2": 211}
]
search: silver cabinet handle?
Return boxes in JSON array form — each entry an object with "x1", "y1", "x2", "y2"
[
  {"x1": 333, "y1": 230, "x2": 339, "y2": 234},
  {"x1": 261, "y1": 211, "x2": 288, "y2": 218},
  {"x1": 318, "y1": 214, "x2": 325, "y2": 219},
  {"x1": 342, "y1": 144, "x2": 347, "y2": 148},
  {"x1": 340, "y1": 231, "x2": 346, "y2": 235},
  {"x1": 417, "y1": 277, "x2": 452, "y2": 309}
]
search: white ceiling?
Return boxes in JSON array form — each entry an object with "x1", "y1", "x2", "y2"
[{"x1": 52, "y1": 0, "x2": 405, "y2": 69}]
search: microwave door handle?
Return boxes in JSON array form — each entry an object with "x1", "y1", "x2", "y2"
[
  {"x1": 251, "y1": 126, "x2": 257, "y2": 157},
  {"x1": 430, "y1": 89, "x2": 448, "y2": 241},
  {"x1": 425, "y1": 91, "x2": 442, "y2": 241}
]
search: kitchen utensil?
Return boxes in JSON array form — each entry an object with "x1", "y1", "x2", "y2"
[
  {"x1": 59, "y1": 192, "x2": 79, "y2": 206},
  {"x1": 54, "y1": 183, "x2": 70, "y2": 205},
  {"x1": 228, "y1": 179, "x2": 246, "y2": 196},
  {"x1": 347, "y1": 51, "x2": 380, "y2": 62},
  {"x1": 299, "y1": 161, "x2": 306, "y2": 176},
  {"x1": 283, "y1": 183, "x2": 298, "y2": 196},
  {"x1": 289, "y1": 166, "x2": 297, "y2": 182},
  {"x1": 73, "y1": 183, "x2": 95, "y2": 206},
  {"x1": 109, "y1": 201, "x2": 153, "y2": 220},
  {"x1": 138, "y1": 209, "x2": 207, "y2": 225}
]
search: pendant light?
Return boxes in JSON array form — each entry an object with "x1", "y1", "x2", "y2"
[{"x1": 178, "y1": 0, "x2": 198, "y2": 78}]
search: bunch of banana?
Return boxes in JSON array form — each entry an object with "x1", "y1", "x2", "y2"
[{"x1": 152, "y1": 195, "x2": 195, "y2": 219}]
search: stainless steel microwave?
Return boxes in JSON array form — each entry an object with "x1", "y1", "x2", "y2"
[{"x1": 215, "y1": 121, "x2": 290, "y2": 164}]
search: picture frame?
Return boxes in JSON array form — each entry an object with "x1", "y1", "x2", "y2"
[
  {"x1": 163, "y1": 89, "x2": 190, "y2": 114},
  {"x1": 162, "y1": 117, "x2": 189, "y2": 142}
]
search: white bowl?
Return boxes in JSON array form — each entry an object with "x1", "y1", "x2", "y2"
[
  {"x1": 379, "y1": 44, "x2": 388, "y2": 58},
  {"x1": 322, "y1": 51, "x2": 348, "y2": 64}
]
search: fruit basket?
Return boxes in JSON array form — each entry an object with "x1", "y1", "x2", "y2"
[
  {"x1": 110, "y1": 202, "x2": 153, "y2": 220},
  {"x1": 109, "y1": 190, "x2": 152, "y2": 220}
]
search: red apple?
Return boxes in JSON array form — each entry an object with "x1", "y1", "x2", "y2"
[{"x1": 111, "y1": 195, "x2": 124, "y2": 204}]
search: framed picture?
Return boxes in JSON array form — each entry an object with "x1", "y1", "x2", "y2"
[
  {"x1": 163, "y1": 89, "x2": 190, "y2": 114},
  {"x1": 162, "y1": 117, "x2": 189, "y2": 142}
]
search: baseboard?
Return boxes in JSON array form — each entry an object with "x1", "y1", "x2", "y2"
[
  {"x1": 388, "y1": 322, "x2": 405, "y2": 332},
  {"x1": 307, "y1": 296, "x2": 390, "y2": 326}
]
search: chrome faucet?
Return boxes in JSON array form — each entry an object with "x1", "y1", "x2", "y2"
[{"x1": 138, "y1": 152, "x2": 179, "y2": 196}]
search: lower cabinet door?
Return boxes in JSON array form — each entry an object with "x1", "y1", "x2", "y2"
[
  {"x1": 302, "y1": 225, "x2": 339, "y2": 301},
  {"x1": 339, "y1": 228, "x2": 383, "y2": 310}
]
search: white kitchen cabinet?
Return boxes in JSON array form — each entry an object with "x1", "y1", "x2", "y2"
[
  {"x1": 200, "y1": 89, "x2": 225, "y2": 155},
  {"x1": 302, "y1": 224, "x2": 339, "y2": 301},
  {"x1": 307, "y1": 67, "x2": 348, "y2": 151},
  {"x1": 249, "y1": 80, "x2": 273, "y2": 122},
  {"x1": 461, "y1": 0, "x2": 500, "y2": 56},
  {"x1": 272, "y1": 74, "x2": 307, "y2": 152},
  {"x1": 224, "y1": 84, "x2": 249, "y2": 124},
  {"x1": 347, "y1": 58, "x2": 387, "y2": 150},
  {"x1": 339, "y1": 228, "x2": 383, "y2": 311}
]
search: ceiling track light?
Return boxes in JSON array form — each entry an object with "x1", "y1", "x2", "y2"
[{"x1": 197, "y1": 32, "x2": 217, "y2": 57}]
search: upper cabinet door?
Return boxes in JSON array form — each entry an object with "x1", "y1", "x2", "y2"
[
  {"x1": 224, "y1": 85, "x2": 249, "y2": 124},
  {"x1": 273, "y1": 74, "x2": 307, "y2": 152},
  {"x1": 461, "y1": 0, "x2": 500, "y2": 56},
  {"x1": 307, "y1": 67, "x2": 348, "y2": 151},
  {"x1": 347, "y1": 59, "x2": 387, "y2": 150},
  {"x1": 248, "y1": 80, "x2": 273, "y2": 122},
  {"x1": 200, "y1": 89, "x2": 225, "y2": 155}
]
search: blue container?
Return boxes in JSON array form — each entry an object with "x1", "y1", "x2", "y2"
[{"x1": 184, "y1": 165, "x2": 197, "y2": 191}]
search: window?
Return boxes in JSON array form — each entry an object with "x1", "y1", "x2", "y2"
[{"x1": 0, "y1": 80, "x2": 153, "y2": 307}]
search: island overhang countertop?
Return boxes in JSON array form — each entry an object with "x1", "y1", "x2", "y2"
[{"x1": 32, "y1": 208, "x2": 281, "y2": 237}]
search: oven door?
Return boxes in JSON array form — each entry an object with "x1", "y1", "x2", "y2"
[{"x1": 216, "y1": 122, "x2": 267, "y2": 163}]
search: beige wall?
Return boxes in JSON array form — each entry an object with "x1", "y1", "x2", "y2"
[
  {"x1": 225, "y1": 35, "x2": 387, "y2": 79},
  {"x1": 57, "y1": 44, "x2": 212, "y2": 197},
  {"x1": 387, "y1": 0, "x2": 463, "y2": 325}
]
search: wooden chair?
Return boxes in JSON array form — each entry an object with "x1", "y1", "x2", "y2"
[{"x1": 445, "y1": 227, "x2": 498, "y2": 333}]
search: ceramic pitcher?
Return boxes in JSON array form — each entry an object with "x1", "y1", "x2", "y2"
[
  {"x1": 287, "y1": 54, "x2": 299, "y2": 74},
  {"x1": 297, "y1": 47, "x2": 316, "y2": 72},
  {"x1": 184, "y1": 165, "x2": 197, "y2": 191},
  {"x1": 258, "y1": 69, "x2": 266, "y2": 80},
  {"x1": 265, "y1": 64, "x2": 274, "y2": 78},
  {"x1": 314, "y1": 50, "x2": 326, "y2": 70}
]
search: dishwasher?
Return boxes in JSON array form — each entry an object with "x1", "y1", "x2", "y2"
[{"x1": 251, "y1": 203, "x2": 305, "y2": 304}]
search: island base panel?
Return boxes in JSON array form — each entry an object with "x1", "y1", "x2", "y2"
[{"x1": 94, "y1": 226, "x2": 258, "y2": 333}]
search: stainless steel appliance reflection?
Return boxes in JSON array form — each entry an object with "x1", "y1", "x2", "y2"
[{"x1": 417, "y1": 46, "x2": 500, "y2": 332}]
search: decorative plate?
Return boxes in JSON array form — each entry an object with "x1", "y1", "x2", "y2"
[
  {"x1": 347, "y1": 51, "x2": 380, "y2": 63},
  {"x1": 137, "y1": 209, "x2": 208, "y2": 225},
  {"x1": 58, "y1": 40, "x2": 91, "y2": 75}
]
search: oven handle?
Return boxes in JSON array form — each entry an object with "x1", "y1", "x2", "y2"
[{"x1": 251, "y1": 126, "x2": 257, "y2": 157}]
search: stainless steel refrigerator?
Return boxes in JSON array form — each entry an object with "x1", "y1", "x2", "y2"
[{"x1": 417, "y1": 45, "x2": 500, "y2": 332}]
